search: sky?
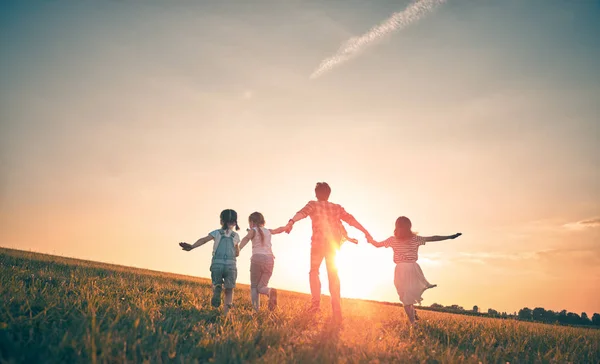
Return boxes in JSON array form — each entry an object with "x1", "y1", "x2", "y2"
[{"x1": 1, "y1": 0, "x2": 599, "y2": 316}]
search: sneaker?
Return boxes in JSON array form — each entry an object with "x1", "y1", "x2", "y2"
[
  {"x1": 211, "y1": 294, "x2": 221, "y2": 308},
  {"x1": 268, "y1": 289, "x2": 278, "y2": 311}
]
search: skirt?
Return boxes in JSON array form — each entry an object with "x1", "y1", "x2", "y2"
[{"x1": 394, "y1": 262, "x2": 434, "y2": 305}]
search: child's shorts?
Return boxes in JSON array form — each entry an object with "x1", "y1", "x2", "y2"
[{"x1": 210, "y1": 263, "x2": 237, "y2": 289}]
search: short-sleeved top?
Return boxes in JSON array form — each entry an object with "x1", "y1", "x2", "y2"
[
  {"x1": 379, "y1": 235, "x2": 427, "y2": 263},
  {"x1": 250, "y1": 227, "x2": 274, "y2": 257},
  {"x1": 209, "y1": 229, "x2": 240, "y2": 256}
]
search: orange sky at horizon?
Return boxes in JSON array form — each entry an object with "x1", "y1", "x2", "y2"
[{"x1": 1, "y1": 1, "x2": 599, "y2": 316}]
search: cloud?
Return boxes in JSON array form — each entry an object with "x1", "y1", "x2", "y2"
[
  {"x1": 563, "y1": 217, "x2": 600, "y2": 230},
  {"x1": 310, "y1": 0, "x2": 446, "y2": 79}
]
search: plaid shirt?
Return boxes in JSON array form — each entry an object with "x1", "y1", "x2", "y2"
[{"x1": 291, "y1": 200, "x2": 361, "y2": 246}]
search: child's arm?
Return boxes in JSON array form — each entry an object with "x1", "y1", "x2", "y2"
[
  {"x1": 179, "y1": 235, "x2": 214, "y2": 251},
  {"x1": 269, "y1": 226, "x2": 288, "y2": 235},
  {"x1": 239, "y1": 229, "x2": 256, "y2": 251},
  {"x1": 366, "y1": 235, "x2": 387, "y2": 248},
  {"x1": 423, "y1": 233, "x2": 462, "y2": 242}
]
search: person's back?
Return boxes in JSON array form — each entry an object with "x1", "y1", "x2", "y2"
[
  {"x1": 383, "y1": 235, "x2": 426, "y2": 263},
  {"x1": 250, "y1": 227, "x2": 274, "y2": 257},
  {"x1": 212, "y1": 229, "x2": 238, "y2": 265},
  {"x1": 303, "y1": 200, "x2": 347, "y2": 244},
  {"x1": 284, "y1": 182, "x2": 372, "y2": 321}
]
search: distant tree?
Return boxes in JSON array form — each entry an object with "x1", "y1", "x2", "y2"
[
  {"x1": 501, "y1": 312, "x2": 508, "y2": 319},
  {"x1": 557, "y1": 310, "x2": 568, "y2": 324},
  {"x1": 473, "y1": 305, "x2": 479, "y2": 313},
  {"x1": 566, "y1": 312, "x2": 581, "y2": 325},
  {"x1": 448, "y1": 304, "x2": 464, "y2": 312},
  {"x1": 532, "y1": 307, "x2": 546, "y2": 322},
  {"x1": 430, "y1": 303, "x2": 444, "y2": 309},
  {"x1": 592, "y1": 313, "x2": 600, "y2": 326},
  {"x1": 542, "y1": 310, "x2": 557, "y2": 323},
  {"x1": 581, "y1": 312, "x2": 591, "y2": 325},
  {"x1": 518, "y1": 307, "x2": 532, "y2": 321},
  {"x1": 487, "y1": 308, "x2": 499, "y2": 316}
]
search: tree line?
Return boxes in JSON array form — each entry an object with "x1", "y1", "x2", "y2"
[{"x1": 420, "y1": 303, "x2": 600, "y2": 328}]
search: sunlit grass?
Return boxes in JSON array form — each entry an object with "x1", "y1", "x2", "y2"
[{"x1": 1, "y1": 248, "x2": 598, "y2": 363}]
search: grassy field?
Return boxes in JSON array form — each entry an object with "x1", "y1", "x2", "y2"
[{"x1": 1, "y1": 248, "x2": 599, "y2": 363}]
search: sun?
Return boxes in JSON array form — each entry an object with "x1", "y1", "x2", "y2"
[{"x1": 334, "y1": 244, "x2": 377, "y2": 299}]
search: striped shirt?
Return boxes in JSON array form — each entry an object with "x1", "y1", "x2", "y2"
[{"x1": 372, "y1": 235, "x2": 427, "y2": 263}]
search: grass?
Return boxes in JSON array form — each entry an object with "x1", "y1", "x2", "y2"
[{"x1": 1, "y1": 247, "x2": 599, "y2": 363}]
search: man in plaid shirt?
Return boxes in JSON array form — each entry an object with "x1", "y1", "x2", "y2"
[{"x1": 284, "y1": 182, "x2": 371, "y2": 321}]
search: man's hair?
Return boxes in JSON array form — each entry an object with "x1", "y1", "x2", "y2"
[{"x1": 315, "y1": 182, "x2": 331, "y2": 201}]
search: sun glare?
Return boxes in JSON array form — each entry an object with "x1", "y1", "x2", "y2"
[{"x1": 334, "y1": 244, "x2": 377, "y2": 299}]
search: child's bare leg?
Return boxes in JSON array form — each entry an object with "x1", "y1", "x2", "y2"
[
  {"x1": 403, "y1": 304, "x2": 416, "y2": 324},
  {"x1": 211, "y1": 285, "x2": 222, "y2": 307},
  {"x1": 251, "y1": 287, "x2": 260, "y2": 310},
  {"x1": 224, "y1": 288, "x2": 234, "y2": 313}
]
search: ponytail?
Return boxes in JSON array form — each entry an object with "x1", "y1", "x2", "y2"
[{"x1": 249, "y1": 212, "x2": 266, "y2": 245}]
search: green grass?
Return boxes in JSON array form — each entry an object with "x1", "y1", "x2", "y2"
[{"x1": 1, "y1": 247, "x2": 599, "y2": 363}]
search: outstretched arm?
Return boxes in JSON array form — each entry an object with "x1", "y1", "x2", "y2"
[
  {"x1": 179, "y1": 235, "x2": 214, "y2": 251},
  {"x1": 269, "y1": 226, "x2": 288, "y2": 235},
  {"x1": 284, "y1": 202, "x2": 314, "y2": 233},
  {"x1": 340, "y1": 208, "x2": 371, "y2": 239},
  {"x1": 423, "y1": 233, "x2": 462, "y2": 242},
  {"x1": 239, "y1": 229, "x2": 256, "y2": 251},
  {"x1": 367, "y1": 236, "x2": 387, "y2": 248}
]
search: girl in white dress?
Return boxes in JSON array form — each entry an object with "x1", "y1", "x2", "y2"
[{"x1": 368, "y1": 216, "x2": 461, "y2": 325}]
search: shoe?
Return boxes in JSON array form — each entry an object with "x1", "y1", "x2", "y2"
[
  {"x1": 306, "y1": 304, "x2": 320, "y2": 314},
  {"x1": 211, "y1": 294, "x2": 221, "y2": 308},
  {"x1": 268, "y1": 289, "x2": 278, "y2": 311}
]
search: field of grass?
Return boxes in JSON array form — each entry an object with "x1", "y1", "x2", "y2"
[{"x1": 1, "y1": 247, "x2": 599, "y2": 363}]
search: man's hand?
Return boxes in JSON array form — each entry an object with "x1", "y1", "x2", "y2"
[
  {"x1": 179, "y1": 242, "x2": 193, "y2": 251},
  {"x1": 284, "y1": 221, "x2": 294, "y2": 234}
]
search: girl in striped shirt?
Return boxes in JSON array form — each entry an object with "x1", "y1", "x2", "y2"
[{"x1": 367, "y1": 216, "x2": 461, "y2": 325}]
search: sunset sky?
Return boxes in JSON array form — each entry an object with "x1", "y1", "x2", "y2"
[{"x1": 1, "y1": 1, "x2": 599, "y2": 316}]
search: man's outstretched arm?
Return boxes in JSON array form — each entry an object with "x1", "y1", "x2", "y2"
[
  {"x1": 284, "y1": 202, "x2": 313, "y2": 233},
  {"x1": 340, "y1": 208, "x2": 371, "y2": 239}
]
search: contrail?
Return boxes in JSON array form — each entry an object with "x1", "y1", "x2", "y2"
[{"x1": 310, "y1": 0, "x2": 446, "y2": 79}]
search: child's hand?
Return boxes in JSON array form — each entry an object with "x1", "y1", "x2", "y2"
[
  {"x1": 347, "y1": 237, "x2": 359, "y2": 244},
  {"x1": 179, "y1": 242, "x2": 193, "y2": 251},
  {"x1": 451, "y1": 233, "x2": 462, "y2": 239}
]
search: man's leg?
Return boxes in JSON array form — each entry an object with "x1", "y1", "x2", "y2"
[
  {"x1": 309, "y1": 245, "x2": 325, "y2": 310},
  {"x1": 324, "y1": 248, "x2": 341, "y2": 320}
]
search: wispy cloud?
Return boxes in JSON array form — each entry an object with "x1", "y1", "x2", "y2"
[
  {"x1": 563, "y1": 217, "x2": 600, "y2": 230},
  {"x1": 310, "y1": 0, "x2": 446, "y2": 79}
]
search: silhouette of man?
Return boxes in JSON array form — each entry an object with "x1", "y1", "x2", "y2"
[{"x1": 284, "y1": 182, "x2": 371, "y2": 321}]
